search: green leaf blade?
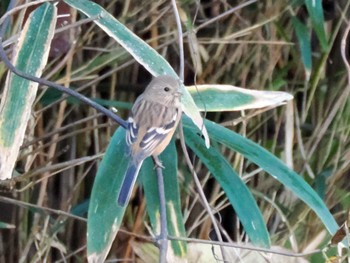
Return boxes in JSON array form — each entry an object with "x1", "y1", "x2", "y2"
[
  {"x1": 0, "y1": 3, "x2": 56, "y2": 144},
  {"x1": 185, "y1": 117, "x2": 339, "y2": 236},
  {"x1": 305, "y1": 0, "x2": 328, "y2": 51},
  {"x1": 0, "y1": 3, "x2": 56, "y2": 179},
  {"x1": 188, "y1": 85, "x2": 293, "y2": 112},
  {"x1": 292, "y1": 16, "x2": 312, "y2": 77},
  {"x1": 87, "y1": 128, "x2": 128, "y2": 262},
  {"x1": 184, "y1": 127, "x2": 271, "y2": 248},
  {"x1": 0, "y1": 221, "x2": 15, "y2": 229}
]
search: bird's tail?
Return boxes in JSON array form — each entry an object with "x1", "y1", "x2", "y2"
[{"x1": 117, "y1": 160, "x2": 143, "y2": 206}]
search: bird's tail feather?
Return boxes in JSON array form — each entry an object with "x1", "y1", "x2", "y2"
[{"x1": 117, "y1": 160, "x2": 143, "y2": 206}]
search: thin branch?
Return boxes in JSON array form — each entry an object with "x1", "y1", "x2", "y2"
[
  {"x1": 0, "y1": 195, "x2": 86, "y2": 222},
  {"x1": 178, "y1": 123, "x2": 229, "y2": 262},
  {"x1": 171, "y1": 0, "x2": 184, "y2": 81},
  {"x1": 0, "y1": 195, "x2": 155, "y2": 243},
  {"x1": 55, "y1": 245, "x2": 86, "y2": 263},
  {"x1": 15, "y1": 155, "x2": 103, "y2": 191},
  {"x1": 21, "y1": 113, "x2": 104, "y2": 148},
  {"x1": 153, "y1": 156, "x2": 168, "y2": 263},
  {"x1": 167, "y1": 236, "x2": 324, "y2": 258},
  {"x1": 341, "y1": 19, "x2": 350, "y2": 78}
]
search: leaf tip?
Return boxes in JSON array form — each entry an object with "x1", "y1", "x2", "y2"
[{"x1": 88, "y1": 252, "x2": 106, "y2": 263}]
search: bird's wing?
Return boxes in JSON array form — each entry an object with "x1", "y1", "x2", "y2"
[{"x1": 125, "y1": 99, "x2": 179, "y2": 157}]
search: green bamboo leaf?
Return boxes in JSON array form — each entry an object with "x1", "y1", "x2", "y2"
[
  {"x1": 183, "y1": 117, "x2": 339, "y2": 236},
  {"x1": 292, "y1": 17, "x2": 312, "y2": 78},
  {"x1": 0, "y1": 221, "x2": 15, "y2": 229},
  {"x1": 188, "y1": 85, "x2": 293, "y2": 112},
  {"x1": 87, "y1": 128, "x2": 128, "y2": 263},
  {"x1": 305, "y1": 0, "x2": 328, "y2": 51},
  {"x1": 0, "y1": 3, "x2": 56, "y2": 179},
  {"x1": 88, "y1": 130, "x2": 187, "y2": 262},
  {"x1": 142, "y1": 141, "x2": 187, "y2": 258},
  {"x1": 63, "y1": 0, "x2": 210, "y2": 147},
  {"x1": 42, "y1": 83, "x2": 293, "y2": 113},
  {"x1": 184, "y1": 127, "x2": 270, "y2": 248}
]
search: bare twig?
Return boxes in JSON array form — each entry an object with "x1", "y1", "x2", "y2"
[
  {"x1": 153, "y1": 156, "x2": 168, "y2": 263},
  {"x1": 167, "y1": 235, "x2": 323, "y2": 258},
  {"x1": 341, "y1": 20, "x2": 350, "y2": 77},
  {"x1": 21, "y1": 113, "x2": 104, "y2": 148},
  {"x1": 178, "y1": 123, "x2": 229, "y2": 262},
  {"x1": 0, "y1": 195, "x2": 86, "y2": 222},
  {"x1": 171, "y1": 0, "x2": 184, "y2": 81}
]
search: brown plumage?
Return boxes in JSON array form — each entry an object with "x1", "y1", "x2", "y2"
[{"x1": 118, "y1": 75, "x2": 182, "y2": 206}]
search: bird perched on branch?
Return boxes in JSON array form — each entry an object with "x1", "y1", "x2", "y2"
[{"x1": 117, "y1": 75, "x2": 182, "y2": 206}]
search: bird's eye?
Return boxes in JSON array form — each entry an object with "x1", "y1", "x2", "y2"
[{"x1": 164, "y1": 87, "x2": 170, "y2": 92}]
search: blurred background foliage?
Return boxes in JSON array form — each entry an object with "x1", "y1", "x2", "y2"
[{"x1": 0, "y1": 0, "x2": 349, "y2": 262}]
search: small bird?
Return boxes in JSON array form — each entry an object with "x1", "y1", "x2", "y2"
[{"x1": 117, "y1": 75, "x2": 182, "y2": 206}]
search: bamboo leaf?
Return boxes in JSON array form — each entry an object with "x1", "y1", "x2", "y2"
[
  {"x1": 184, "y1": 127, "x2": 271, "y2": 247},
  {"x1": 0, "y1": 3, "x2": 56, "y2": 179},
  {"x1": 87, "y1": 128, "x2": 128, "y2": 263},
  {"x1": 292, "y1": 16, "x2": 312, "y2": 79},
  {"x1": 182, "y1": 117, "x2": 340, "y2": 237},
  {"x1": 188, "y1": 84, "x2": 293, "y2": 112},
  {"x1": 305, "y1": 0, "x2": 328, "y2": 51}
]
